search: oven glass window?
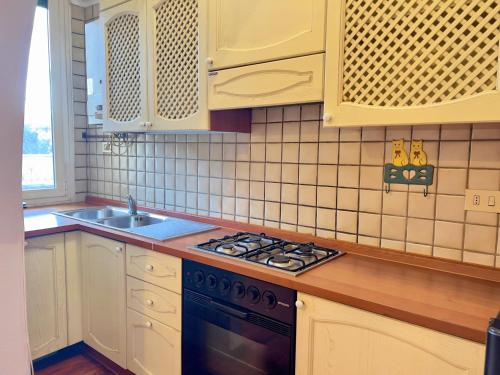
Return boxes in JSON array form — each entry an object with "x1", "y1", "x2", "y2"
[{"x1": 183, "y1": 300, "x2": 292, "y2": 375}]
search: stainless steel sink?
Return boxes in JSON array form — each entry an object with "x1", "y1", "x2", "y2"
[
  {"x1": 54, "y1": 205, "x2": 217, "y2": 240},
  {"x1": 59, "y1": 206, "x2": 129, "y2": 220},
  {"x1": 97, "y1": 214, "x2": 164, "y2": 229}
]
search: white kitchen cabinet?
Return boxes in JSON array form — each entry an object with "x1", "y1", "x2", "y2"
[
  {"x1": 323, "y1": 0, "x2": 500, "y2": 127},
  {"x1": 127, "y1": 308, "x2": 181, "y2": 375},
  {"x1": 208, "y1": 54, "x2": 324, "y2": 110},
  {"x1": 207, "y1": 0, "x2": 326, "y2": 70},
  {"x1": 145, "y1": 0, "x2": 209, "y2": 131},
  {"x1": 296, "y1": 293, "x2": 486, "y2": 375},
  {"x1": 25, "y1": 234, "x2": 68, "y2": 360},
  {"x1": 101, "y1": 0, "x2": 149, "y2": 132},
  {"x1": 81, "y1": 233, "x2": 127, "y2": 368},
  {"x1": 100, "y1": 0, "x2": 130, "y2": 12}
]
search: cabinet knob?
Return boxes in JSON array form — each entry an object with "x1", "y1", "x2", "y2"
[
  {"x1": 144, "y1": 321, "x2": 152, "y2": 328},
  {"x1": 322, "y1": 113, "x2": 332, "y2": 123},
  {"x1": 206, "y1": 57, "x2": 214, "y2": 65},
  {"x1": 295, "y1": 300, "x2": 305, "y2": 309},
  {"x1": 145, "y1": 299, "x2": 154, "y2": 306},
  {"x1": 115, "y1": 246, "x2": 123, "y2": 252},
  {"x1": 145, "y1": 264, "x2": 154, "y2": 271}
]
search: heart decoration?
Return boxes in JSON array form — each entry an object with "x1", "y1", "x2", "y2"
[{"x1": 402, "y1": 169, "x2": 416, "y2": 180}]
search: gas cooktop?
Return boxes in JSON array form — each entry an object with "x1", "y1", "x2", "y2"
[{"x1": 192, "y1": 232, "x2": 344, "y2": 275}]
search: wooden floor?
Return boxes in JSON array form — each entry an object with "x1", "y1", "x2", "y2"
[{"x1": 35, "y1": 354, "x2": 114, "y2": 375}]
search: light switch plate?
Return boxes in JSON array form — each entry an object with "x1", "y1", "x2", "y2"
[{"x1": 464, "y1": 189, "x2": 500, "y2": 213}]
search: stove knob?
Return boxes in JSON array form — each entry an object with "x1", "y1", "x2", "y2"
[
  {"x1": 262, "y1": 291, "x2": 277, "y2": 309},
  {"x1": 246, "y1": 286, "x2": 260, "y2": 304},
  {"x1": 232, "y1": 282, "x2": 246, "y2": 299},
  {"x1": 219, "y1": 278, "x2": 231, "y2": 295},
  {"x1": 194, "y1": 271, "x2": 205, "y2": 287},
  {"x1": 206, "y1": 274, "x2": 217, "y2": 289}
]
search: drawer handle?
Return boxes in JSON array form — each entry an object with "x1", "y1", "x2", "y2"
[
  {"x1": 115, "y1": 246, "x2": 123, "y2": 252},
  {"x1": 206, "y1": 57, "x2": 214, "y2": 65},
  {"x1": 145, "y1": 299, "x2": 154, "y2": 306},
  {"x1": 145, "y1": 264, "x2": 154, "y2": 271},
  {"x1": 144, "y1": 321, "x2": 152, "y2": 328}
]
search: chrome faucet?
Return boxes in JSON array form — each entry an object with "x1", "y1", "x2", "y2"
[{"x1": 127, "y1": 195, "x2": 137, "y2": 215}]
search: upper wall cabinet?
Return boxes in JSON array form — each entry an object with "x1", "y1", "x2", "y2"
[
  {"x1": 323, "y1": 0, "x2": 500, "y2": 127},
  {"x1": 145, "y1": 0, "x2": 209, "y2": 131},
  {"x1": 207, "y1": 0, "x2": 327, "y2": 110},
  {"x1": 101, "y1": 0, "x2": 149, "y2": 132},
  {"x1": 207, "y1": 0, "x2": 326, "y2": 70}
]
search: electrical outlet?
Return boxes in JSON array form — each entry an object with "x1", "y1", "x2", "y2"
[
  {"x1": 464, "y1": 189, "x2": 500, "y2": 213},
  {"x1": 102, "y1": 141, "x2": 112, "y2": 154}
]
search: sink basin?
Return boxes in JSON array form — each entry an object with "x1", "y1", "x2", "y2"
[
  {"x1": 60, "y1": 207, "x2": 128, "y2": 221},
  {"x1": 96, "y1": 215, "x2": 164, "y2": 229}
]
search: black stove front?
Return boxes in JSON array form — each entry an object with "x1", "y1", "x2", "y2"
[{"x1": 182, "y1": 260, "x2": 296, "y2": 375}]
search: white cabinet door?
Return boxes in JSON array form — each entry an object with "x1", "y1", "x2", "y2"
[
  {"x1": 101, "y1": 0, "x2": 149, "y2": 132},
  {"x1": 323, "y1": 0, "x2": 500, "y2": 127},
  {"x1": 81, "y1": 233, "x2": 126, "y2": 368},
  {"x1": 208, "y1": 54, "x2": 324, "y2": 110},
  {"x1": 25, "y1": 234, "x2": 68, "y2": 360},
  {"x1": 296, "y1": 293, "x2": 486, "y2": 375},
  {"x1": 127, "y1": 308, "x2": 181, "y2": 375},
  {"x1": 208, "y1": 0, "x2": 326, "y2": 70},
  {"x1": 146, "y1": 0, "x2": 210, "y2": 131}
]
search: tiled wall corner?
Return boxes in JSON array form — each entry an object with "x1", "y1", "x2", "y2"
[
  {"x1": 71, "y1": 4, "x2": 88, "y2": 201},
  {"x1": 84, "y1": 103, "x2": 500, "y2": 268}
]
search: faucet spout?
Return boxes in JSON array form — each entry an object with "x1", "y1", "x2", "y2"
[{"x1": 127, "y1": 195, "x2": 137, "y2": 215}]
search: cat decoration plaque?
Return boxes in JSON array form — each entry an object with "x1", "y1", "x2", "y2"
[{"x1": 384, "y1": 139, "x2": 434, "y2": 196}]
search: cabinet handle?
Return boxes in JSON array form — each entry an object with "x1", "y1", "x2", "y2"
[
  {"x1": 144, "y1": 321, "x2": 152, "y2": 328},
  {"x1": 295, "y1": 300, "x2": 305, "y2": 309},
  {"x1": 145, "y1": 264, "x2": 154, "y2": 271},
  {"x1": 115, "y1": 246, "x2": 123, "y2": 252},
  {"x1": 145, "y1": 299, "x2": 154, "y2": 306},
  {"x1": 206, "y1": 57, "x2": 214, "y2": 66},
  {"x1": 322, "y1": 113, "x2": 332, "y2": 123}
]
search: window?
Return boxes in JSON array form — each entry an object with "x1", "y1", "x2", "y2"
[
  {"x1": 23, "y1": 0, "x2": 73, "y2": 203},
  {"x1": 23, "y1": 1, "x2": 54, "y2": 190}
]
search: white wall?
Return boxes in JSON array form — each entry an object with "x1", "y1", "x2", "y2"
[{"x1": 0, "y1": 0, "x2": 36, "y2": 373}]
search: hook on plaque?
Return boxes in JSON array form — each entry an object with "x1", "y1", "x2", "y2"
[
  {"x1": 423, "y1": 185, "x2": 428, "y2": 197},
  {"x1": 385, "y1": 184, "x2": 391, "y2": 194}
]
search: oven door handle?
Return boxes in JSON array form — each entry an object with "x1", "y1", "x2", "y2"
[{"x1": 210, "y1": 300, "x2": 248, "y2": 320}]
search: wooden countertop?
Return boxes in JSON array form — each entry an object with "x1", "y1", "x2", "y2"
[{"x1": 24, "y1": 198, "x2": 500, "y2": 344}]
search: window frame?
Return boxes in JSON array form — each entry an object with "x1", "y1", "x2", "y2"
[{"x1": 23, "y1": 0, "x2": 76, "y2": 205}]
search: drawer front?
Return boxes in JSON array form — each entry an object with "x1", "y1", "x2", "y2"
[
  {"x1": 126, "y1": 245, "x2": 182, "y2": 294},
  {"x1": 127, "y1": 308, "x2": 181, "y2": 375},
  {"x1": 127, "y1": 276, "x2": 181, "y2": 331},
  {"x1": 208, "y1": 54, "x2": 324, "y2": 110}
]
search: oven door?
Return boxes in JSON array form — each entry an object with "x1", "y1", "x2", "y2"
[{"x1": 182, "y1": 289, "x2": 294, "y2": 375}]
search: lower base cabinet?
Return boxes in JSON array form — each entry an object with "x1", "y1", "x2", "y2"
[
  {"x1": 296, "y1": 293, "x2": 486, "y2": 375},
  {"x1": 127, "y1": 308, "x2": 181, "y2": 375},
  {"x1": 25, "y1": 234, "x2": 68, "y2": 360},
  {"x1": 81, "y1": 233, "x2": 127, "y2": 368}
]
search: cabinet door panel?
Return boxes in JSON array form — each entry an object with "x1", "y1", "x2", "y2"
[
  {"x1": 324, "y1": 0, "x2": 500, "y2": 126},
  {"x1": 81, "y1": 233, "x2": 126, "y2": 367},
  {"x1": 208, "y1": 54, "x2": 324, "y2": 110},
  {"x1": 25, "y1": 234, "x2": 67, "y2": 360},
  {"x1": 126, "y1": 244, "x2": 182, "y2": 294},
  {"x1": 208, "y1": 0, "x2": 326, "y2": 69},
  {"x1": 127, "y1": 308, "x2": 181, "y2": 375},
  {"x1": 146, "y1": 0, "x2": 209, "y2": 131},
  {"x1": 296, "y1": 293, "x2": 485, "y2": 375},
  {"x1": 101, "y1": 0, "x2": 148, "y2": 132}
]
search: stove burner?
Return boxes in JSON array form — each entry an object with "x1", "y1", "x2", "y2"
[
  {"x1": 268, "y1": 255, "x2": 293, "y2": 268},
  {"x1": 296, "y1": 246, "x2": 313, "y2": 254},
  {"x1": 218, "y1": 244, "x2": 237, "y2": 255}
]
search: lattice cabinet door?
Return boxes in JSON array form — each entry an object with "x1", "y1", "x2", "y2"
[
  {"x1": 146, "y1": 0, "x2": 210, "y2": 131},
  {"x1": 207, "y1": 0, "x2": 326, "y2": 70},
  {"x1": 323, "y1": 0, "x2": 500, "y2": 127},
  {"x1": 101, "y1": 0, "x2": 149, "y2": 132}
]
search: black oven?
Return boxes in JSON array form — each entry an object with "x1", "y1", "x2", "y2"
[{"x1": 182, "y1": 260, "x2": 296, "y2": 375}]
